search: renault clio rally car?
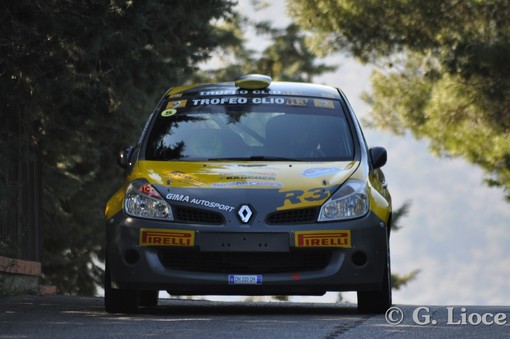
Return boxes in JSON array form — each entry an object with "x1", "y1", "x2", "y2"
[{"x1": 104, "y1": 74, "x2": 392, "y2": 313}]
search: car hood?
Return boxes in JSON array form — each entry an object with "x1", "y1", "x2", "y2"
[{"x1": 130, "y1": 160, "x2": 359, "y2": 213}]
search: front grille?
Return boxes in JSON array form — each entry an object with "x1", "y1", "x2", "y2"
[
  {"x1": 158, "y1": 249, "x2": 332, "y2": 274},
  {"x1": 173, "y1": 206, "x2": 224, "y2": 225},
  {"x1": 266, "y1": 207, "x2": 319, "y2": 225}
]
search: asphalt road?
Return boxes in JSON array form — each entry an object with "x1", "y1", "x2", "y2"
[{"x1": 1, "y1": 295, "x2": 509, "y2": 338}]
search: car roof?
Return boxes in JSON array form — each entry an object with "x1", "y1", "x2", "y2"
[{"x1": 165, "y1": 81, "x2": 342, "y2": 100}]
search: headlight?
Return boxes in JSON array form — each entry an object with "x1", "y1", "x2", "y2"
[
  {"x1": 124, "y1": 179, "x2": 174, "y2": 220},
  {"x1": 318, "y1": 179, "x2": 369, "y2": 221}
]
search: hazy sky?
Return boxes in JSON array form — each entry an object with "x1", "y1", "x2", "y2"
[{"x1": 231, "y1": 0, "x2": 510, "y2": 306}]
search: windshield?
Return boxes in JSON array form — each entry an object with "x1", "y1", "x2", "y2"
[{"x1": 144, "y1": 98, "x2": 354, "y2": 161}]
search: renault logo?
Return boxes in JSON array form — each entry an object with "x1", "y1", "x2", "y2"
[{"x1": 237, "y1": 205, "x2": 253, "y2": 223}]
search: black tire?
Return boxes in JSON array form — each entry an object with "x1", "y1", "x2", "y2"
[
  {"x1": 139, "y1": 290, "x2": 159, "y2": 308},
  {"x1": 357, "y1": 242, "x2": 392, "y2": 314},
  {"x1": 104, "y1": 257, "x2": 140, "y2": 313}
]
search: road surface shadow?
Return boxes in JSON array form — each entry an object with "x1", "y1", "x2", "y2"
[
  {"x1": 136, "y1": 298, "x2": 360, "y2": 316},
  {"x1": 0, "y1": 295, "x2": 362, "y2": 317}
]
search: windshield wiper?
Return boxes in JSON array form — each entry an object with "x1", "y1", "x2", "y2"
[{"x1": 209, "y1": 156, "x2": 302, "y2": 161}]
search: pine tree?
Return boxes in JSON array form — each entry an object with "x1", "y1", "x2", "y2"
[{"x1": 1, "y1": 0, "x2": 236, "y2": 294}]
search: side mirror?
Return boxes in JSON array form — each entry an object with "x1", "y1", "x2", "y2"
[
  {"x1": 117, "y1": 146, "x2": 134, "y2": 169},
  {"x1": 370, "y1": 147, "x2": 387, "y2": 169}
]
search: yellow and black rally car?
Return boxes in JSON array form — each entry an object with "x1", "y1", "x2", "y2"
[{"x1": 105, "y1": 74, "x2": 392, "y2": 313}]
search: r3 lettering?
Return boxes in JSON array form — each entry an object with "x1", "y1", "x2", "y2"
[
  {"x1": 304, "y1": 188, "x2": 329, "y2": 202},
  {"x1": 279, "y1": 187, "x2": 330, "y2": 209}
]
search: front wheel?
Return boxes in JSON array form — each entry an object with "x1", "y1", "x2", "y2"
[
  {"x1": 139, "y1": 290, "x2": 159, "y2": 308},
  {"x1": 104, "y1": 257, "x2": 140, "y2": 313},
  {"x1": 357, "y1": 245, "x2": 392, "y2": 314}
]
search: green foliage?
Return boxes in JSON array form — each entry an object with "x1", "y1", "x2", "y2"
[
  {"x1": 364, "y1": 56, "x2": 510, "y2": 200},
  {"x1": 392, "y1": 269, "x2": 420, "y2": 291},
  {"x1": 390, "y1": 200, "x2": 412, "y2": 233},
  {"x1": 196, "y1": 13, "x2": 336, "y2": 82},
  {"x1": 254, "y1": 24, "x2": 336, "y2": 81},
  {"x1": 288, "y1": 0, "x2": 510, "y2": 200},
  {"x1": 1, "y1": 0, "x2": 235, "y2": 294},
  {"x1": 271, "y1": 295, "x2": 290, "y2": 302}
]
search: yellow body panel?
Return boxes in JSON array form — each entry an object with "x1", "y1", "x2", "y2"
[
  {"x1": 105, "y1": 160, "x2": 360, "y2": 220},
  {"x1": 106, "y1": 158, "x2": 390, "y2": 225}
]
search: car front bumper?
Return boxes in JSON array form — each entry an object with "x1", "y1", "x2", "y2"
[{"x1": 106, "y1": 211, "x2": 389, "y2": 295}]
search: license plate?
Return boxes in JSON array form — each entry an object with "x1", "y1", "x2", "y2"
[{"x1": 228, "y1": 275, "x2": 262, "y2": 285}]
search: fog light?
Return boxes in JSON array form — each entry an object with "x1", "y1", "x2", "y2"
[
  {"x1": 124, "y1": 249, "x2": 139, "y2": 265},
  {"x1": 351, "y1": 251, "x2": 367, "y2": 267}
]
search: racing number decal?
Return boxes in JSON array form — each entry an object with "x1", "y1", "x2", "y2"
[
  {"x1": 304, "y1": 188, "x2": 329, "y2": 202},
  {"x1": 278, "y1": 187, "x2": 330, "y2": 210}
]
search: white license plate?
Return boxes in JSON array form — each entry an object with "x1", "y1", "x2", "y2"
[{"x1": 228, "y1": 275, "x2": 262, "y2": 285}]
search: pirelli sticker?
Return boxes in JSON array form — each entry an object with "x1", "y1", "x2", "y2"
[
  {"x1": 140, "y1": 228, "x2": 195, "y2": 247},
  {"x1": 295, "y1": 230, "x2": 351, "y2": 248}
]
